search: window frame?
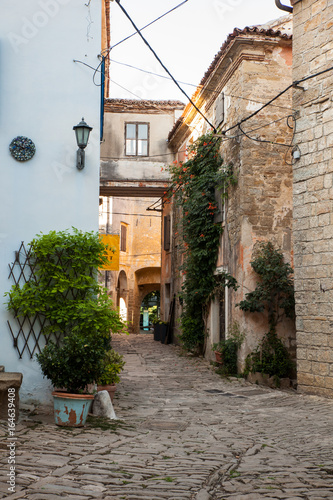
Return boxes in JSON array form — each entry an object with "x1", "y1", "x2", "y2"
[{"x1": 124, "y1": 122, "x2": 149, "y2": 157}]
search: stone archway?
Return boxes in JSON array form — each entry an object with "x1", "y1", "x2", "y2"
[{"x1": 132, "y1": 267, "x2": 161, "y2": 333}]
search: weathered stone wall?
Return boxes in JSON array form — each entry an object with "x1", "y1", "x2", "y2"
[
  {"x1": 292, "y1": 0, "x2": 333, "y2": 397},
  {"x1": 221, "y1": 49, "x2": 295, "y2": 362},
  {"x1": 167, "y1": 25, "x2": 296, "y2": 364}
]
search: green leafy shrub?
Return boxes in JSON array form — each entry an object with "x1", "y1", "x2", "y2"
[
  {"x1": 5, "y1": 228, "x2": 125, "y2": 393},
  {"x1": 237, "y1": 241, "x2": 295, "y2": 379},
  {"x1": 212, "y1": 322, "x2": 245, "y2": 375},
  {"x1": 97, "y1": 349, "x2": 125, "y2": 386},
  {"x1": 244, "y1": 329, "x2": 294, "y2": 379},
  {"x1": 237, "y1": 241, "x2": 295, "y2": 329}
]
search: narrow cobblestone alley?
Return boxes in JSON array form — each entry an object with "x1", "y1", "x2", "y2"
[{"x1": 1, "y1": 333, "x2": 333, "y2": 500}]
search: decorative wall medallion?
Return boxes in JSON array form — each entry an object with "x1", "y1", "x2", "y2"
[{"x1": 9, "y1": 136, "x2": 36, "y2": 161}]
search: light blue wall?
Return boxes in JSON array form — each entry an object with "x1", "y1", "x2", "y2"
[{"x1": 0, "y1": 0, "x2": 102, "y2": 403}]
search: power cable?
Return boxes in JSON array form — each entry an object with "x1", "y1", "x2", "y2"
[
  {"x1": 94, "y1": 1, "x2": 189, "y2": 87},
  {"x1": 222, "y1": 64, "x2": 333, "y2": 135},
  {"x1": 109, "y1": 58, "x2": 293, "y2": 111},
  {"x1": 114, "y1": 0, "x2": 216, "y2": 133},
  {"x1": 100, "y1": 211, "x2": 161, "y2": 218},
  {"x1": 106, "y1": 1, "x2": 188, "y2": 52}
]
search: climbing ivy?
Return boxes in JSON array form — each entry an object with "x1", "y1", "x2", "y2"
[
  {"x1": 168, "y1": 132, "x2": 236, "y2": 352},
  {"x1": 237, "y1": 241, "x2": 295, "y2": 330},
  {"x1": 237, "y1": 241, "x2": 295, "y2": 379}
]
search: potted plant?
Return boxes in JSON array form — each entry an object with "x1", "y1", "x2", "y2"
[
  {"x1": 96, "y1": 349, "x2": 125, "y2": 403},
  {"x1": 212, "y1": 322, "x2": 245, "y2": 375},
  {"x1": 159, "y1": 321, "x2": 169, "y2": 344},
  {"x1": 212, "y1": 340, "x2": 225, "y2": 364},
  {"x1": 6, "y1": 229, "x2": 125, "y2": 426}
]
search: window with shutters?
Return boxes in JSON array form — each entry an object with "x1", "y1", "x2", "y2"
[
  {"x1": 214, "y1": 92, "x2": 224, "y2": 128},
  {"x1": 125, "y1": 122, "x2": 149, "y2": 156},
  {"x1": 120, "y1": 224, "x2": 127, "y2": 252},
  {"x1": 164, "y1": 215, "x2": 171, "y2": 251}
]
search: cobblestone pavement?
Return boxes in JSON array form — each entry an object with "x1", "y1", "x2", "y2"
[{"x1": 1, "y1": 333, "x2": 333, "y2": 500}]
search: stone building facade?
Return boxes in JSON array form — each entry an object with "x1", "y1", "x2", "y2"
[
  {"x1": 291, "y1": 0, "x2": 333, "y2": 397},
  {"x1": 100, "y1": 99, "x2": 184, "y2": 333},
  {"x1": 164, "y1": 17, "x2": 296, "y2": 366}
]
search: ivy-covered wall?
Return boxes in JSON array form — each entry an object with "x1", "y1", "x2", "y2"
[{"x1": 166, "y1": 20, "x2": 296, "y2": 367}]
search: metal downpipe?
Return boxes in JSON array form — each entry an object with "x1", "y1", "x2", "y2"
[{"x1": 275, "y1": 0, "x2": 293, "y2": 13}]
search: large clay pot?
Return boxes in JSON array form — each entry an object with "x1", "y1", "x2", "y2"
[
  {"x1": 97, "y1": 384, "x2": 116, "y2": 403},
  {"x1": 52, "y1": 391, "x2": 94, "y2": 427}
]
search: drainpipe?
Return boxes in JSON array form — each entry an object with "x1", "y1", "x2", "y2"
[{"x1": 275, "y1": 0, "x2": 293, "y2": 13}]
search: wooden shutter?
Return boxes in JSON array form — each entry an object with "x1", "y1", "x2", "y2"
[
  {"x1": 121, "y1": 225, "x2": 127, "y2": 252},
  {"x1": 164, "y1": 215, "x2": 171, "y2": 251}
]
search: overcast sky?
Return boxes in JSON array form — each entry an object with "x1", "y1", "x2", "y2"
[{"x1": 108, "y1": 0, "x2": 287, "y2": 102}]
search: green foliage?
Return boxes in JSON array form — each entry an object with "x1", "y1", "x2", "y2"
[
  {"x1": 212, "y1": 322, "x2": 245, "y2": 375},
  {"x1": 97, "y1": 349, "x2": 125, "y2": 385},
  {"x1": 168, "y1": 132, "x2": 236, "y2": 352},
  {"x1": 237, "y1": 241, "x2": 295, "y2": 329},
  {"x1": 36, "y1": 331, "x2": 109, "y2": 394},
  {"x1": 244, "y1": 329, "x2": 294, "y2": 379},
  {"x1": 237, "y1": 241, "x2": 295, "y2": 379},
  {"x1": 5, "y1": 228, "x2": 125, "y2": 393}
]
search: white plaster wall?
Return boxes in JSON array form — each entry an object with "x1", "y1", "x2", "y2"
[{"x1": 0, "y1": 0, "x2": 102, "y2": 404}]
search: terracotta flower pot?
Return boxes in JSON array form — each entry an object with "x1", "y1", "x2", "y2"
[
  {"x1": 97, "y1": 384, "x2": 116, "y2": 403},
  {"x1": 214, "y1": 351, "x2": 223, "y2": 364}
]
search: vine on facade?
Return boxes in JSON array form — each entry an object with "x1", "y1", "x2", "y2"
[
  {"x1": 237, "y1": 241, "x2": 295, "y2": 379},
  {"x1": 168, "y1": 132, "x2": 237, "y2": 352}
]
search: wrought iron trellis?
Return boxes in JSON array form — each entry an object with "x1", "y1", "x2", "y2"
[{"x1": 7, "y1": 242, "x2": 63, "y2": 359}]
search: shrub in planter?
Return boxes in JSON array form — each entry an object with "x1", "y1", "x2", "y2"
[
  {"x1": 96, "y1": 349, "x2": 125, "y2": 403},
  {"x1": 212, "y1": 322, "x2": 245, "y2": 375},
  {"x1": 6, "y1": 228, "x2": 125, "y2": 425}
]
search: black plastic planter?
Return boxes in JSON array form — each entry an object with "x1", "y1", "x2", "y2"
[{"x1": 153, "y1": 324, "x2": 161, "y2": 341}]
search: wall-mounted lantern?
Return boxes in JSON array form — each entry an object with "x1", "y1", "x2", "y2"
[{"x1": 73, "y1": 117, "x2": 92, "y2": 170}]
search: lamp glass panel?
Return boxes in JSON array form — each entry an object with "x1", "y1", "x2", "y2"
[{"x1": 83, "y1": 126, "x2": 90, "y2": 145}]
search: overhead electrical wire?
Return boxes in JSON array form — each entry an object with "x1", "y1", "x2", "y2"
[
  {"x1": 99, "y1": 211, "x2": 161, "y2": 218},
  {"x1": 109, "y1": 58, "x2": 293, "y2": 111},
  {"x1": 114, "y1": 0, "x2": 216, "y2": 133},
  {"x1": 93, "y1": 1, "x2": 189, "y2": 87},
  {"x1": 105, "y1": 0, "x2": 189, "y2": 52},
  {"x1": 221, "y1": 64, "x2": 333, "y2": 136}
]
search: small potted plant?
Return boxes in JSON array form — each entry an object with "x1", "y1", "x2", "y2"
[
  {"x1": 212, "y1": 322, "x2": 245, "y2": 374},
  {"x1": 212, "y1": 340, "x2": 225, "y2": 364},
  {"x1": 96, "y1": 349, "x2": 125, "y2": 403}
]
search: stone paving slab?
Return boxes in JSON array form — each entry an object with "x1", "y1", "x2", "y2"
[{"x1": 1, "y1": 334, "x2": 333, "y2": 499}]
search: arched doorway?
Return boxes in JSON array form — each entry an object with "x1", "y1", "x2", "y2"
[
  {"x1": 117, "y1": 270, "x2": 128, "y2": 322},
  {"x1": 133, "y1": 267, "x2": 161, "y2": 333},
  {"x1": 140, "y1": 290, "x2": 160, "y2": 332}
]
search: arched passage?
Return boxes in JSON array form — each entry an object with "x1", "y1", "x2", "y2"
[
  {"x1": 140, "y1": 290, "x2": 161, "y2": 331},
  {"x1": 117, "y1": 270, "x2": 128, "y2": 322},
  {"x1": 132, "y1": 267, "x2": 161, "y2": 333}
]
